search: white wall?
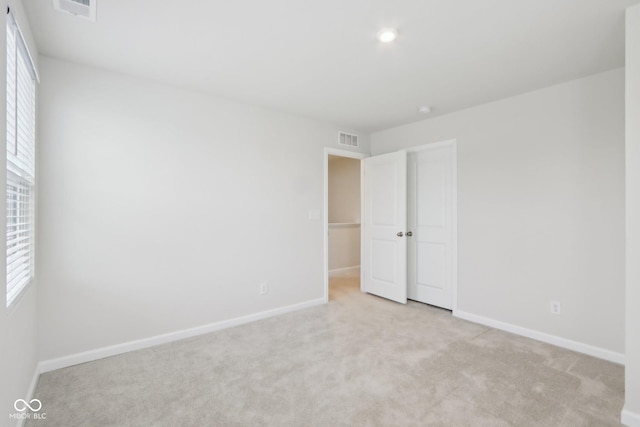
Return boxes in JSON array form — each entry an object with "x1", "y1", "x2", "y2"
[
  {"x1": 36, "y1": 56, "x2": 369, "y2": 361},
  {"x1": 328, "y1": 156, "x2": 360, "y2": 223},
  {"x1": 328, "y1": 225, "x2": 360, "y2": 271},
  {"x1": 0, "y1": 1, "x2": 39, "y2": 426},
  {"x1": 328, "y1": 156, "x2": 360, "y2": 271},
  {"x1": 371, "y1": 69, "x2": 625, "y2": 356},
  {"x1": 624, "y1": 4, "x2": 640, "y2": 426}
]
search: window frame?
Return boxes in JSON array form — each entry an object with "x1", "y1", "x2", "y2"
[{"x1": 6, "y1": 10, "x2": 37, "y2": 308}]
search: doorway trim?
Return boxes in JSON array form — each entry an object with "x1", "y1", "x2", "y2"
[
  {"x1": 323, "y1": 148, "x2": 368, "y2": 303},
  {"x1": 405, "y1": 139, "x2": 458, "y2": 313}
]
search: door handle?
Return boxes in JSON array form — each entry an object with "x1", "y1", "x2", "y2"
[
  {"x1": 406, "y1": 231, "x2": 413, "y2": 237},
  {"x1": 397, "y1": 232, "x2": 404, "y2": 237}
]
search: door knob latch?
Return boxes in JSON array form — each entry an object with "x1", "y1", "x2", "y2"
[{"x1": 397, "y1": 232, "x2": 404, "y2": 237}]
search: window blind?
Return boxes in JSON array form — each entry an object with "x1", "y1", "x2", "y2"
[{"x1": 6, "y1": 12, "x2": 36, "y2": 307}]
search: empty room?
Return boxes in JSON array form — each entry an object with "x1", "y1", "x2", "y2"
[{"x1": 2, "y1": 0, "x2": 640, "y2": 426}]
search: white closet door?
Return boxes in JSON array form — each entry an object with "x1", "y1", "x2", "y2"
[
  {"x1": 362, "y1": 151, "x2": 407, "y2": 304},
  {"x1": 408, "y1": 144, "x2": 456, "y2": 309}
]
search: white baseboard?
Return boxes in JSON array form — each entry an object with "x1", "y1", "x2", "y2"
[
  {"x1": 39, "y1": 298, "x2": 325, "y2": 373},
  {"x1": 622, "y1": 408, "x2": 640, "y2": 427},
  {"x1": 454, "y1": 310, "x2": 625, "y2": 365},
  {"x1": 328, "y1": 266, "x2": 360, "y2": 277}
]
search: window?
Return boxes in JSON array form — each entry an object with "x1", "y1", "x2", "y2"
[{"x1": 6, "y1": 11, "x2": 37, "y2": 307}]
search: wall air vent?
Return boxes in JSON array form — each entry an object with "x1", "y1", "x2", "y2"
[
  {"x1": 338, "y1": 132, "x2": 359, "y2": 148},
  {"x1": 53, "y1": 0, "x2": 96, "y2": 21}
]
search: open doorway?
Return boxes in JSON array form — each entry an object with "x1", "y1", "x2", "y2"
[{"x1": 323, "y1": 148, "x2": 367, "y2": 302}]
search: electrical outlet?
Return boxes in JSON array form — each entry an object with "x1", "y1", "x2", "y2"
[
  {"x1": 550, "y1": 300, "x2": 562, "y2": 315},
  {"x1": 259, "y1": 282, "x2": 268, "y2": 295}
]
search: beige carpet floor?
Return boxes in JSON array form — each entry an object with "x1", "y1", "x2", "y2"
[{"x1": 27, "y1": 275, "x2": 624, "y2": 426}]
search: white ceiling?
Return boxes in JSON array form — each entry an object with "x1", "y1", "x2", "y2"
[{"x1": 23, "y1": 0, "x2": 640, "y2": 132}]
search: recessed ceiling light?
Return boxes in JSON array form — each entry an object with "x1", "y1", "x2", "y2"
[
  {"x1": 418, "y1": 106, "x2": 432, "y2": 114},
  {"x1": 378, "y1": 29, "x2": 397, "y2": 43}
]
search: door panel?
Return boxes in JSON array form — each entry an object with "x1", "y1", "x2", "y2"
[
  {"x1": 363, "y1": 151, "x2": 407, "y2": 304},
  {"x1": 371, "y1": 240, "x2": 397, "y2": 283},
  {"x1": 417, "y1": 242, "x2": 446, "y2": 290},
  {"x1": 371, "y1": 161, "x2": 398, "y2": 226},
  {"x1": 408, "y1": 145, "x2": 455, "y2": 309},
  {"x1": 418, "y1": 161, "x2": 446, "y2": 227}
]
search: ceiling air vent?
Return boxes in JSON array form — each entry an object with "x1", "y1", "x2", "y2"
[
  {"x1": 339, "y1": 132, "x2": 359, "y2": 148},
  {"x1": 53, "y1": 0, "x2": 96, "y2": 21}
]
